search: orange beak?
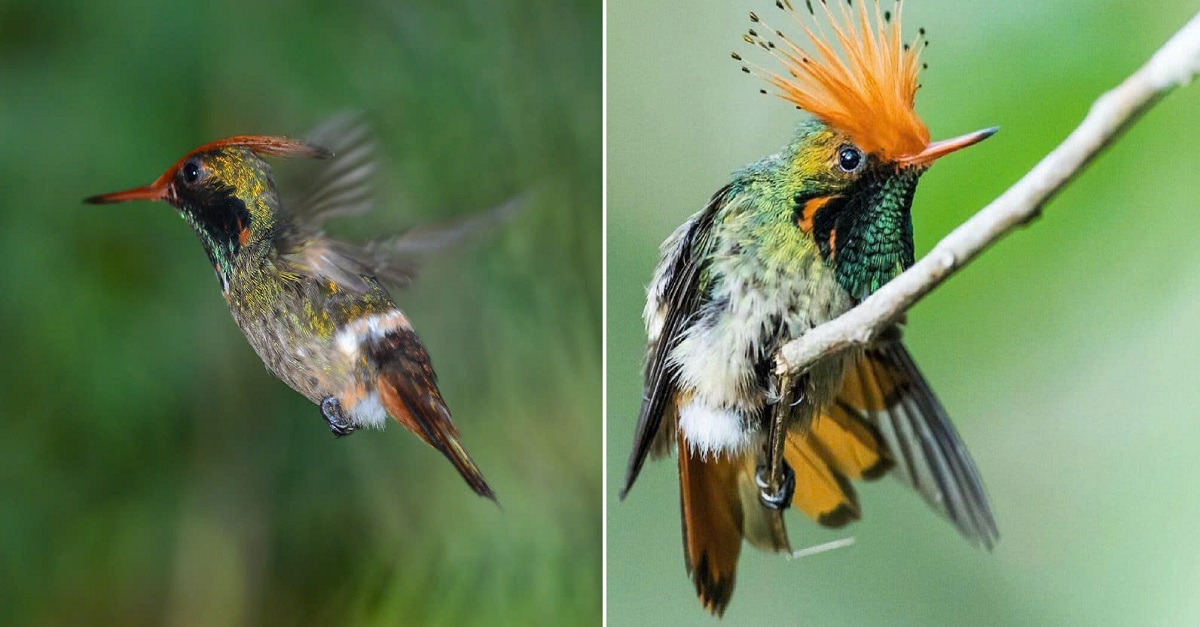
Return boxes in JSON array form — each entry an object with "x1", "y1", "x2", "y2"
[
  {"x1": 898, "y1": 126, "x2": 999, "y2": 168},
  {"x1": 84, "y1": 172, "x2": 172, "y2": 205}
]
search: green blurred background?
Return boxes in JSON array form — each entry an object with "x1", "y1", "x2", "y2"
[
  {"x1": 609, "y1": 1, "x2": 1200, "y2": 625},
  {"x1": 0, "y1": 1, "x2": 599, "y2": 625}
]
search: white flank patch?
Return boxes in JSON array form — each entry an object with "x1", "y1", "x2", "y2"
[
  {"x1": 347, "y1": 391, "x2": 388, "y2": 429},
  {"x1": 335, "y1": 310, "x2": 411, "y2": 358},
  {"x1": 678, "y1": 400, "x2": 754, "y2": 457}
]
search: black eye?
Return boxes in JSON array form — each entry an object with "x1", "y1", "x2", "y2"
[
  {"x1": 837, "y1": 146, "x2": 863, "y2": 173},
  {"x1": 181, "y1": 159, "x2": 201, "y2": 185}
]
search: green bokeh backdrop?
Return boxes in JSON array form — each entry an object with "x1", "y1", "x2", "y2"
[
  {"x1": 0, "y1": 1, "x2": 600, "y2": 625},
  {"x1": 608, "y1": 1, "x2": 1200, "y2": 625}
]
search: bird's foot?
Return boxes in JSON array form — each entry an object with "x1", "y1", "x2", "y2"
[
  {"x1": 320, "y1": 396, "x2": 356, "y2": 438},
  {"x1": 755, "y1": 460, "x2": 795, "y2": 510},
  {"x1": 765, "y1": 374, "x2": 782, "y2": 404}
]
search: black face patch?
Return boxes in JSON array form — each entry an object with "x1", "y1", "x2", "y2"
[
  {"x1": 171, "y1": 166, "x2": 252, "y2": 257},
  {"x1": 810, "y1": 193, "x2": 848, "y2": 259}
]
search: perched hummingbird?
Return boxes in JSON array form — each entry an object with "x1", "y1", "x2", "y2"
[
  {"x1": 86, "y1": 116, "x2": 508, "y2": 501},
  {"x1": 621, "y1": 0, "x2": 999, "y2": 615}
]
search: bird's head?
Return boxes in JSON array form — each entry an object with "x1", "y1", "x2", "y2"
[
  {"x1": 86, "y1": 135, "x2": 330, "y2": 280},
  {"x1": 737, "y1": 0, "x2": 995, "y2": 299}
]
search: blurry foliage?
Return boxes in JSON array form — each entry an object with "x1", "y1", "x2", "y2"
[
  {"x1": 608, "y1": 0, "x2": 1200, "y2": 625},
  {"x1": 0, "y1": 0, "x2": 600, "y2": 625}
]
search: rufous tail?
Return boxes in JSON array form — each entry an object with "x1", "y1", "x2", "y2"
[
  {"x1": 676, "y1": 398, "x2": 892, "y2": 615},
  {"x1": 678, "y1": 429, "x2": 746, "y2": 617},
  {"x1": 370, "y1": 330, "x2": 496, "y2": 501}
]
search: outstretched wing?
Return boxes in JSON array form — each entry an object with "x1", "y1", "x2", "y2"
[
  {"x1": 838, "y1": 338, "x2": 999, "y2": 548},
  {"x1": 278, "y1": 113, "x2": 522, "y2": 292},
  {"x1": 620, "y1": 185, "x2": 731, "y2": 498}
]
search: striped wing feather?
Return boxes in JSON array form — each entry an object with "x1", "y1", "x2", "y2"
[
  {"x1": 838, "y1": 341, "x2": 998, "y2": 548},
  {"x1": 621, "y1": 185, "x2": 731, "y2": 498}
]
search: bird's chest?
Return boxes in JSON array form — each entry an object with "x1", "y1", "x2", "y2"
[
  {"x1": 672, "y1": 243, "x2": 852, "y2": 411},
  {"x1": 225, "y1": 272, "x2": 352, "y2": 404}
]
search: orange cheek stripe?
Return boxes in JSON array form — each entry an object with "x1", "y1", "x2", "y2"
[{"x1": 798, "y1": 196, "x2": 835, "y2": 232}]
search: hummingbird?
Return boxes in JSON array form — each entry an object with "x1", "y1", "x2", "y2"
[
  {"x1": 86, "y1": 116, "x2": 509, "y2": 501},
  {"x1": 621, "y1": 0, "x2": 999, "y2": 615}
]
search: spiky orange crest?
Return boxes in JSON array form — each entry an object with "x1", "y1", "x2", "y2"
[{"x1": 738, "y1": 0, "x2": 930, "y2": 162}]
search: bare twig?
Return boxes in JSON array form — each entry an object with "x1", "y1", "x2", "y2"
[
  {"x1": 787, "y1": 537, "x2": 856, "y2": 560},
  {"x1": 775, "y1": 10, "x2": 1200, "y2": 377}
]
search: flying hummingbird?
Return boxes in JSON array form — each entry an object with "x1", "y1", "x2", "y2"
[
  {"x1": 86, "y1": 116, "x2": 510, "y2": 501},
  {"x1": 621, "y1": 0, "x2": 999, "y2": 615}
]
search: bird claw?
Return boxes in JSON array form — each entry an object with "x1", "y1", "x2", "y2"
[
  {"x1": 320, "y1": 396, "x2": 356, "y2": 438},
  {"x1": 755, "y1": 460, "x2": 795, "y2": 510},
  {"x1": 765, "y1": 374, "x2": 782, "y2": 404}
]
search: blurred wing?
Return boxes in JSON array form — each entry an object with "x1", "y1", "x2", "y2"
[
  {"x1": 620, "y1": 185, "x2": 731, "y2": 498},
  {"x1": 280, "y1": 238, "x2": 375, "y2": 293},
  {"x1": 285, "y1": 112, "x2": 378, "y2": 225},
  {"x1": 839, "y1": 339, "x2": 999, "y2": 548},
  {"x1": 279, "y1": 112, "x2": 523, "y2": 291},
  {"x1": 330, "y1": 195, "x2": 524, "y2": 288}
]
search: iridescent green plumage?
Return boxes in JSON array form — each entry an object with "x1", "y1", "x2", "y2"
[
  {"x1": 623, "y1": 113, "x2": 997, "y2": 616},
  {"x1": 621, "y1": 0, "x2": 999, "y2": 615},
  {"x1": 719, "y1": 119, "x2": 920, "y2": 299}
]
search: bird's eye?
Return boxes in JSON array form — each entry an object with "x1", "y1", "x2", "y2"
[
  {"x1": 837, "y1": 146, "x2": 864, "y2": 173},
  {"x1": 181, "y1": 159, "x2": 202, "y2": 185}
]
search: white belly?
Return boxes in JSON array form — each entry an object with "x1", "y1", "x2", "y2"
[{"x1": 667, "y1": 254, "x2": 851, "y2": 456}]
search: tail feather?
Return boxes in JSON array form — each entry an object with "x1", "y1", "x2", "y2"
[
  {"x1": 678, "y1": 431, "x2": 744, "y2": 617},
  {"x1": 668, "y1": 340, "x2": 998, "y2": 614},
  {"x1": 370, "y1": 330, "x2": 496, "y2": 501},
  {"x1": 785, "y1": 433, "x2": 861, "y2": 528},
  {"x1": 778, "y1": 376, "x2": 898, "y2": 529},
  {"x1": 735, "y1": 460, "x2": 791, "y2": 555},
  {"x1": 812, "y1": 399, "x2": 894, "y2": 480},
  {"x1": 677, "y1": 416, "x2": 878, "y2": 614},
  {"x1": 377, "y1": 372, "x2": 495, "y2": 500}
]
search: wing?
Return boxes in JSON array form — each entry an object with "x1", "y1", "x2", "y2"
[
  {"x1": 619, "y1": 185, "x2": 731, "y2": 499},
  {"x1": 838, "y1": 338, "x2": 999, "y2": 548},
  {"x1": 284, "y1": 111, "x2": 378, "y2": 225},
  {"x1": 325, "y1": 195, "x2": 523, "y2": 289},
  {"x1": 279, "y1": 113, "x2": 523, "y2": 292}
]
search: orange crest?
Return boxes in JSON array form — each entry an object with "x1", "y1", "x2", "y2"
[{"x1": 737, "y1": 0, "x2": 930, "y2": 162}]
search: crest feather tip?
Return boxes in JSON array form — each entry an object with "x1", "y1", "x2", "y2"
[{"x1": 742, "y1": 0, "x2": 931, "y2": 161}]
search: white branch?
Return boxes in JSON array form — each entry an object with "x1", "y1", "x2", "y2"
[{"x1": 776, "y1": 10, "x2": 1200, "y2": 376}]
